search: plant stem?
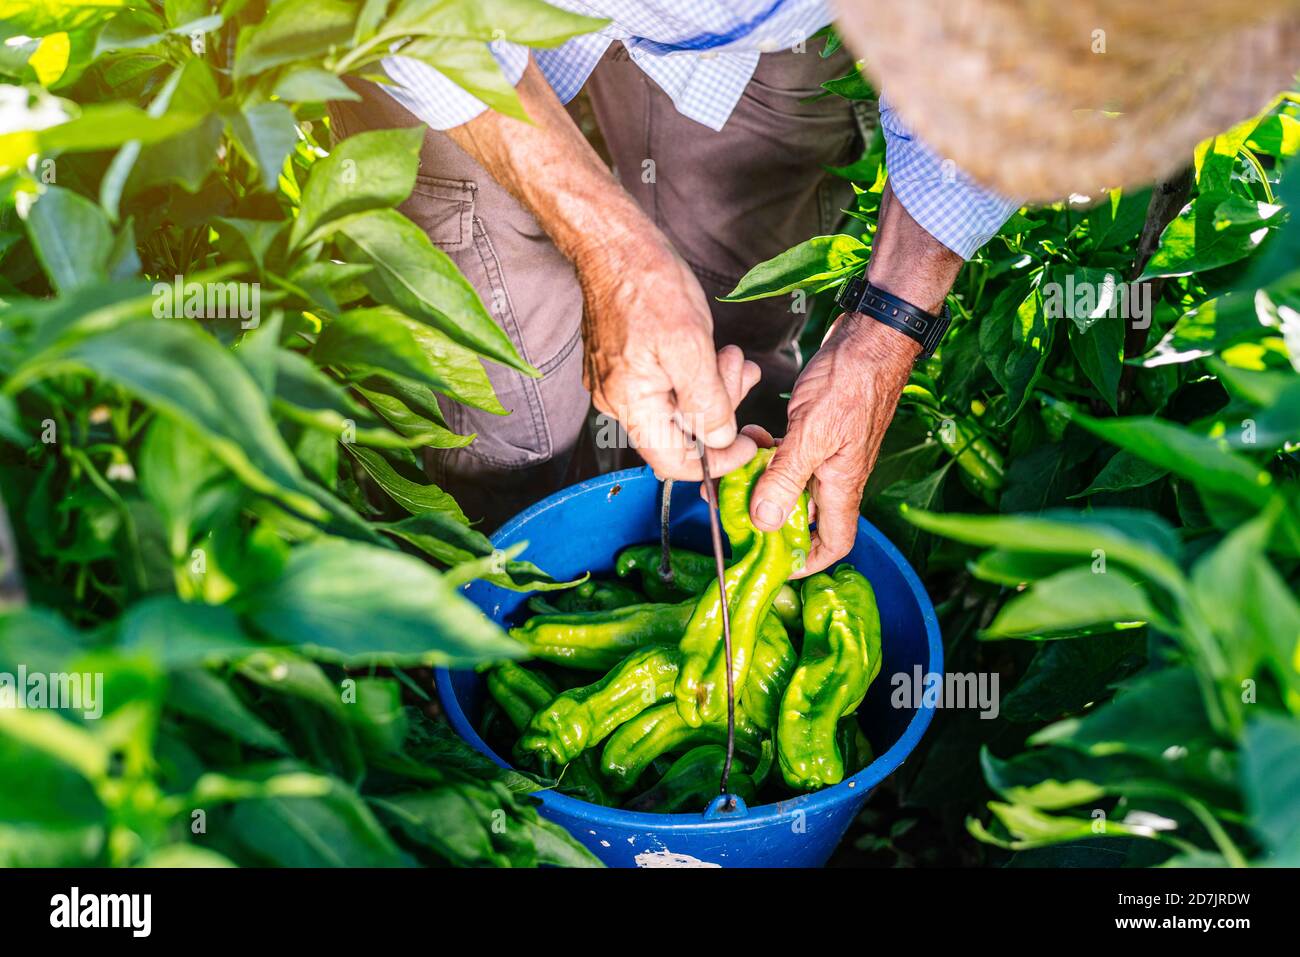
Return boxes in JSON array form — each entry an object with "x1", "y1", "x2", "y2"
[{"x1": 1181, "y1": 797, "x2": 1249, "y2": 867}]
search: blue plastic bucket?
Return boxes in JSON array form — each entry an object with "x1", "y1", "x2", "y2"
[{"x1": 435, "y1": 467, "x2": 942, "y2": 867}]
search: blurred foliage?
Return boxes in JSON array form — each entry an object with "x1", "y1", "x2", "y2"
[
  {"x1": 740, "y1": 38, "x2": 1300, "y2": 867},
  {"x1": 0, "y1": 0, "x2": 607, "y2": 867}
]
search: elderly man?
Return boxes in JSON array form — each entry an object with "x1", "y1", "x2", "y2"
[{"x1": 331, "y1": 0, "x2": 1018, "y2": 577}]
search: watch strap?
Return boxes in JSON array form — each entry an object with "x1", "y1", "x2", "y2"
[{"x1": 836, "y1": 275, "x2": 951, "y2": 359}]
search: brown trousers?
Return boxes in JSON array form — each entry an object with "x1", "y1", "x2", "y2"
[{"x1": 331, "y1": 46, "x2": 862, "y2": 529}]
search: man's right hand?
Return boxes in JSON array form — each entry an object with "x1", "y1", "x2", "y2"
[
  {"x1": 447, "y1": 57, "x2": 756, "y2": 479},
  {"x1": 577, "y1": 242, "x2": 758, "y2": 480}
]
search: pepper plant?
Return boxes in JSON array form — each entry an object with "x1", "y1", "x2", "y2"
[
  {"x1": 728, "y1": 38, "x2": 1300, "y2": 866},
  {"x1": 0, "y1": 0, "x2": 612, "y2": 866}
]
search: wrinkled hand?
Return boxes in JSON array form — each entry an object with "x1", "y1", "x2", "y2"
[
  {"x1": 748, "y1": 315, "x2": 919, "y2": 577},
  {"x1": 579, "y1": 245, "x2": 758, "y2": 479}
]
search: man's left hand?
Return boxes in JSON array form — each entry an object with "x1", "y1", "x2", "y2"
[{"x1": 746, "y1": 315, "x2": 919, "y2": 577}]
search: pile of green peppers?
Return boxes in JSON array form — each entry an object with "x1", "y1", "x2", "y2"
[{"x1": 478, "y1": 449, "x2": 884, "y2": 812}]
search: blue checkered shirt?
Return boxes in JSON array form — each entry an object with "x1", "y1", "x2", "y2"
[{"x1": 381, "y1": 0, "x2": 1018, "y2": 258}]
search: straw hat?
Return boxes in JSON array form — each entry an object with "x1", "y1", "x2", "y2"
[{"x1": 833, "y1": 0, "x2": 1300, "y2": 201}]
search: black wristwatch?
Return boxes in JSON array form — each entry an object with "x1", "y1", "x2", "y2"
[{"x1": 836, "y1": 274, "x2": 951, "y2": 360}]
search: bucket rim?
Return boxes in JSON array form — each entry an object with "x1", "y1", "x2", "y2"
[{"x1": 435, "y1": 466, "x2": 943, "y2": 831}]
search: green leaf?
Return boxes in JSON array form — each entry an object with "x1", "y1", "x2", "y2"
[
  {"x1": 351, "y1": 381, "x2": 474, "y2": 448},
  {"x1": 1241, "y1": 714, "x2": 1300, "y2": 857},
  {"x1": 1049, "y1": 401, "x2": 1274, "y2": 509},
  {"x1": 0, "y1": 608, "x2": 94, "y2": 676},
  {"x1": 1071, "y1": 450, "x2": 1168, "y2": 498},
  {"x1": 166, "y1": 668, "x2": 291, "y2": 753},
  {"x1": 869, "y1": 463, "x2": 951, "y2": 565},
  {"x1": 7, "y1": 318, "x2": 325, "y2": 519},
  {"x1": 1031, "y1": 668, "x2": 1219, "y2": 763},
  {"x1": 1139, "y1": 192, "x2": 1282, "y2": 280},
  {"x1": 1245, "y1": 114, "x2": 1300, "y2": 158},
  {"x1": 21, "y1": 185, "x2": 112, "y2": 293},
  {"x1": 117, "y1": 596, "x2": 258, "y2": 669},
  {"x1": 395, "y1": 38, "x2": 530, "y2": 123},
  {"x1": 979, "y1": 276, "x2": 1051, "y2": 424},
  {"x1": 1241, "y1": 155, "x2": 1300, "y2": 291},
  {"x1": 0, "y1": 0, "x2": 127, "y2": 34},
  {"x1": 352, "y1": 0, "x2": 388, "y2": 44},
  {"x1": 274, "y1": 348, "x2": 470, "y2": 449},
  {"x1": 982, "y1": 744, "x2": 1234, "y2": 814},
  {"x1": 232, "y1": 0, "x2": 357, "y2": 81},
  {"x1": 1083, "y1": 188, "x2": 1150, "y2": 250},
  {"x1": 226, "y1": 101, "x2": 296, "y2": 192},
  {"x1": 1194, "y1": 119, "x2": 1255, "y2": 195},
  {"x1": 0, "y1": 394, "x2": 30, "y2": 446},
  {"x1": 242, "y1": 539, "x2": 523, "y2": 667},
  {"x1": 98, "y1": 60, "x2": 218, "y2": 219},
  {"x1": 982, "y1": 749, "x2": 1106, "y2": 810},
  {"x1": 344, "y1": 445, "x2": 466, "y2": 522},
  {"x1": 1068, "y1": 314, "x2": 1124, "y2": 412},
  {"x1": 972, "y1": 803, "x2": 1149, "y2": 850},
  {"x1": 821, "y1": 69, "x2": 874, "y2": 101},
  {"x1": 37, "y1": 101, "x2": 201, "y2": 152},
  {"x1": 345, "y1": 677, "x2": 409, "y2": 753},
  {"x1": 379, "y1": 512, "x2": 580, "y2": 591},
  {"x1": 314, "y1": 305, "x2": 504, "y2": 413},
  {"x1": 371, "y1": 788, "x2": 500, "y2": 864},
  {"x1": 999, "y1": 442, "x2": 1086, "y2": 514},
  {"x1": 138, "y1": 416, "x2": 233, "y2": 558},
  {"x1": 0, "y1": 734, "x2": 105, "y2": 866},
  {"x1": 902, "y1": 506, "x2": 1186, "y2": 594},
  {"x1": 213, "y1": 217, "x2": 282, "y2": 272},
  {"x1": 1141, "y1": 288, "x2": 1283, "y2": 367},
  {"x1": 984, "y1": 567, "x2": 1155, "y2": 638},
  {"x1": 227, "y1": 771, "x2": 406, "y2": 867},
  {"x1": 1002, "y1": 631, "x2": 1147, "y2": 722},
  {"x1": 236, "y1": 650, "x2": 345, "y2": 715},
  {"x1": 335, "y1": 209, "x2": 533, "y2": 374},
  {"x1": 289, "y1": 125, "x2": 424, "y2": 250},
  {"x1": 1190, "y1": 509, "x2": 1300, "y2": 693},
  {"x1": 381, "y1": 0, "x2": 605, "y2": 45},
  {"x1": 721, "y1": 234, "x2": 867, "y2": 302},
  {"x1": 114, "y1": 60, "x2": 222, "y2": 203},
  {"x1": 1211, "y1": 358, "x2": 1300, "y2": 449},
  {"x1": 273, "y1": 67, "x2": 361, "y2": 103},
  {"x1": 137, "y1": 844, "x2": 236, "y2": 867}
]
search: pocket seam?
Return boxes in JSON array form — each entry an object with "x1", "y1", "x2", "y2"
[{"x1": 407, "y1": 176, "x2": 476, "y2": 251}]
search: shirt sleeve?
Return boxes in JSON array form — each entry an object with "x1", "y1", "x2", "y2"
[
  {"x1": 380, "y1": 41, "x2": 531, "y2": 131},
  {"x1": 878, "y1": 94, "x2": 1022, "y2": 260}
]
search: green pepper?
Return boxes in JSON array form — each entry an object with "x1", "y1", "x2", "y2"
[
  {"x1": 600, "y1": 700, "x2": 762, "y2": 794},
  {"x1": 483, "y1": 661, "x2": 557, "y2": 731},
  {"x1": 777, "y1": 565, "x2": 882, "y2": 790},
  {"x1": 751, "y1": 736, "x2": 775, "y2": 787},
  {"x1": 675, "y1": 448, "x2": 811, "y2": 727},
  {"x1": 518, "y1": 645, "x2": 680, "y2": 765},
  {"x1": 937, "y1": 415, "x2": 1004, "y2": 506},
  {"x1": 509, "y1": 600, "x2": 694, "y2": 670},
  {"x1": 483, "y1": 662, "x2": 612, "y2": 806},
  {"x1": 624, "y1": 745, "x2": 757, "y2": 813},
  {"x1": 526, "y1": 596, "x2": 563, "y2": 616},
  {"x1": 835, "y1": 716, "x2": 875, "y2": 778},
  {"x1": 552, "y1": 578, "x2": 645, "y2": 613},
  {"x1": 771, "y1": 582, "x2": 802, "y2": 631},
  {"x1": 616, "y1": 545, "x2": 716, "y2": 601},
  {"x1": 741, "y1": 614, "x2": 797, "y2": 732},
  {"x1": 901, "y1": 384, "x2": 1004, "y2": 505}
]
